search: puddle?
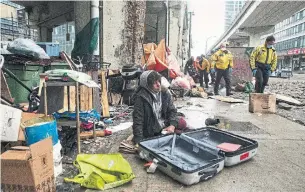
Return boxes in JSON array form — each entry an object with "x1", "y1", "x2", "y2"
[{"x1": 215, "y1": 116, "x2": 268, "y2": 134}]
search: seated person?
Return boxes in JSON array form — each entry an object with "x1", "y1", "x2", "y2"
[{"x1": 132, "y1": 70, "x2": 187, "y2": 144}]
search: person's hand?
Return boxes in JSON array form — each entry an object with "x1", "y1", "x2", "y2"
[
  {"x1": 210, "y1": 69, "x2": 215, "y2": 74},
  {"x1": 163, "y1": 125, "x2": 175, "y2": 133},
  {"x1": 229, "y1": 68, "x2": 233, "y2": 73},
  {"x1": 252, "y1": 69, "x2": 257, "y2": 77}
]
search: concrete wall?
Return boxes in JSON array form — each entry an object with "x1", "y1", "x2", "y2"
[
  {"x1": 103, "y1": 1, "x2": 125, "y2": 67},
  {"x1": 103, "y1": 1, "x2": 146, "y2": 68}
]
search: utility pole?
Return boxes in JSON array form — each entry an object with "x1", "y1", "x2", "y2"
[{"x1": 188, "y1": 11, "x2": 194, "y2": 58}]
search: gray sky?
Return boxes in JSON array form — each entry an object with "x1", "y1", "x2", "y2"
[{"x1": 189, "y1": 0, "x2": 225, "y2": 56}]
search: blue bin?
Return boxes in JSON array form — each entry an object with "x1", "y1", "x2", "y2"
[
  {"x1": 36, "y1": 42, "x2": 60, "y2": 57},
  {"x1": 24, "y1": 116, "x2": 59, "y2": 146}
]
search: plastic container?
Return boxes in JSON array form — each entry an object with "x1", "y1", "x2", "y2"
[
  {"x1": 24, "y1": 116, "x2": 59, "y2": 146},
  {"x1": 182, "y1": 127, "x2": 258, "y2": 166},
  {"x1": 36, "y1": 42, "x2": 60, "y2": 57},
  {"x1": 4, "y1": 63, "x2": 43, "y2": 103}
]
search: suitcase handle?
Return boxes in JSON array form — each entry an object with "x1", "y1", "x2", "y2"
[{"x1": 198, "y1": 164, "x2": 219, "y2": 180}]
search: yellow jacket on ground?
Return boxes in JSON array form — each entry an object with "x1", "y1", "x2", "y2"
[
  {"x1": 250, "y1": 45, "x2": 277, "y2": 71},
  {"x1": 195, "y1": 58, "x2": 210, "y2": 72},
  {"x1": 211, "y1": 50, "x2": 233, "y2": 70}
]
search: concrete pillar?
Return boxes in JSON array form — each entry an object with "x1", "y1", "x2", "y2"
[
  {"x1": 39, "y1": 27, "x2": 52, "y2": 42},
  {"x1": 249, "y1": 33, "x2": 262, "y2": 47},
  {"x1": 103, "y1": 1, "x2": 146, "y2": 68},
  {"x1": 74, "y1": 1, "x2": 91, "y2": 35},
  {"x1": 91, "y1": 0, "x2": 99, "y2": 56}
]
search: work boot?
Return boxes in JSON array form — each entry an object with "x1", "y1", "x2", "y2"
[
  {"x1": 214, "y1": 92, "x2": 219, "y2": 96},
  {"x1": 226, "y1": 92, "x2": 233, "y2": 96}
]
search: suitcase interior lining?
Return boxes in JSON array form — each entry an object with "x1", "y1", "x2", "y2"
[
  {"x1": 184, "y1": 129, "x2": 254, "y2": 150},
  {"x1": 141, "y1": 134, "x2": 222, "y2": 172}
]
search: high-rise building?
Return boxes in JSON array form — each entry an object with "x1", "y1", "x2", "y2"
[
  {"x1": 272, "y1": 8, "x2": 305, "y2": 71},
  {"x1": 224, "y1": 0, "x2": 246, "y2": 31},
  {"x1": 52, "y1": 22, "x2": 75, "y2": 56}
]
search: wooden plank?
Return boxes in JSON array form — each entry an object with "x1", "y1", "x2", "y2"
[
  {"x1": 80, "y1": 130, "x2": 105, "y2": 140},
  {"x1": 69, "y1": 86, "x2": 76, "y2": 111},
  {"x1": 1, "y1": 71, "x2": 13, "y2": 102},
  {"x1": 100, "y1": 71, "x2": 110, "y2": 117},
  {"x1": 63, "y1": 86, "x2": 68, "y2": 111},
  {"x1": 80, "y1": 85, "x2": 86, "y2": 111},
  {"x1": 276, "y1": 94, "x2": 302, "y2": 106},
  {"x1": 87, "y1": 71, "x2": 93, "y2": 110},
  {"x1": 88, "y1": 88, "x2": 93, "y2": 109}
]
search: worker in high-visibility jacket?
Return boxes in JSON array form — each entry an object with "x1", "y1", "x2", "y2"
[
  {"x1": 250, "y1": 35, "x2": 277, "y2": 93},
  {"x1": 195, "y1": 55, "x2": 210, "y2": 88},
  {"x1": 210, "y1": 42, "x2": 234, "y2": 96}
]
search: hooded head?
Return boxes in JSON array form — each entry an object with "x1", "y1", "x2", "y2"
[
  {"x1": 140, "y1": 70, "x2": 162, "y2": 93},
  {"x1": 220, "y1": 43, "x2": 227, "y2": 51}
]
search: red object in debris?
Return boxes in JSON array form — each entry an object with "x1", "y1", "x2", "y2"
[
  {"x1": 80, "y1": 122, "x2": 94, "y2": 130},
  {"x1": 104, "y1": 130, "x2": 112, "y2": 136},
  {"x1": 240, "y1": 152, "x2": 249, "y2": 161},
  {"x1": 144, "y1": 162, "x2": 153, "y2": 167},
  {"x1": 217, "y1": 143, "x2": 241, "y2": 152}
]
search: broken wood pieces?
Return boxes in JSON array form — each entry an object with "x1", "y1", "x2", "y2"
[
  {"x1": 119, "y1": 140, "x2": 138, "y2": 154},
  {"x1": 211, "y1": 96, "x2": 244, "y2": 103},
  {"x1": 80, "y1": 130, "x2": 112, "y2": 140},
  {"x1": 276, "y1": 94, "x2": 303, "y2": 106},
  {"x1": 100, "y1": 70, "x2": 110, "y2": 117}
]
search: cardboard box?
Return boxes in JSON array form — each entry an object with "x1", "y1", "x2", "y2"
[
  {"x1": 249, "y1": 93, "x2": 276, "y2": 113},
  {"x1": 1, "y1": 138, "x2": 55, "y2": 192},
  {"x1": 18, "y1": 113, "x2": 44, "y2": 141},
  {"x1": 0, "y1": 104, "x2": 22, "y2": 142}
]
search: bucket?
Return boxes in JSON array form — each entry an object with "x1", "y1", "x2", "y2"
[{"x1": 24, "y1": 116, "x2": 59, "y2": 146}]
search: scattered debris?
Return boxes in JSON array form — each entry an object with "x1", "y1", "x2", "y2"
[
  {"x1": 212, "y1": 96, "x2": 244, "y2": 103},
  {"x1": 277, "y1": 103, "x2": 293, "y2": 110},
  {"x1": 187, "y1": 101, "x2": 193, "y2": 105},
  {"x1": 276, "y1": 94, "x2": 303, "y2": 106}
]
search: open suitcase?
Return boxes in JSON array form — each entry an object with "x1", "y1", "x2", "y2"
[
  {"x1": 182, "y1": 127, "x2": 258, "y2": 166},
  {"x1": 139, "y1": 134, "x2": 225, "y2": 186}
]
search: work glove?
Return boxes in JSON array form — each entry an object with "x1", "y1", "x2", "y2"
[
  {"x1": 228, "y1": 68, "x2": 233, "y2": 73},
  {"x1": 210, "y1": 69, "x2": 215, "y2": 74},
  {"x1": 252, "y1": 69, "x2": 257, "y2": 77}
]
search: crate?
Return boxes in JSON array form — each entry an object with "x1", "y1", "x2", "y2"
[
  {"x1": 36, "y1": 42, "x2": 60, "y2": 57},
  {"x1": 249, "y1": 93, "x2": 276, "y2": 113}
]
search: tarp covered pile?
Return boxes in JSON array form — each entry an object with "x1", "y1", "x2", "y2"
[{"x1": 141, "y1": 39, "x2": 183, "y2": 79}]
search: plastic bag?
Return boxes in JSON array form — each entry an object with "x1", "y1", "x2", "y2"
[
  {"x1": 64, "y1": 153, "x2": 135, "y2": 190},
  {"x1": 53, "y1": 109, "x2": 101, "y2": 123},
  {"x1": 171, "y1": 77, "x2": 191, "y2": 90},
  {"x1": 244, "y1": 82, "x2": 254, "y2": 93},
  {"x1": 7, "y1": 38, "x2": 50, "y2": 59}
]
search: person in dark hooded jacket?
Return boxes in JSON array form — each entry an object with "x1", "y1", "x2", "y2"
[{"x1": 132, "y1": 70, "x2": 186, "y2": 144}]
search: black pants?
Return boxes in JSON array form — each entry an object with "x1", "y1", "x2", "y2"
[
  {"x1": 214, "y1": 68, "x2": 231, "y2": 96},
  {"x1": 255, "y1": 63, "x2": 270, "y2": 93},
  {"x1": 199, "y1": 70, "x2": 209, "y2": 88},
  {"x1": 210, "y1": 72, "x2": 216, "y2": 84}
]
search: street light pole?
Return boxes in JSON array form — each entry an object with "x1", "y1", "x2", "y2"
[{"x1": 205, "y1": 36, "x2": 217, "y2": 55}]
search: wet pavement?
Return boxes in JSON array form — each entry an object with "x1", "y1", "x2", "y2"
[{"x1": 57, "y1": 97, "x2": 305, "y2": 192}]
